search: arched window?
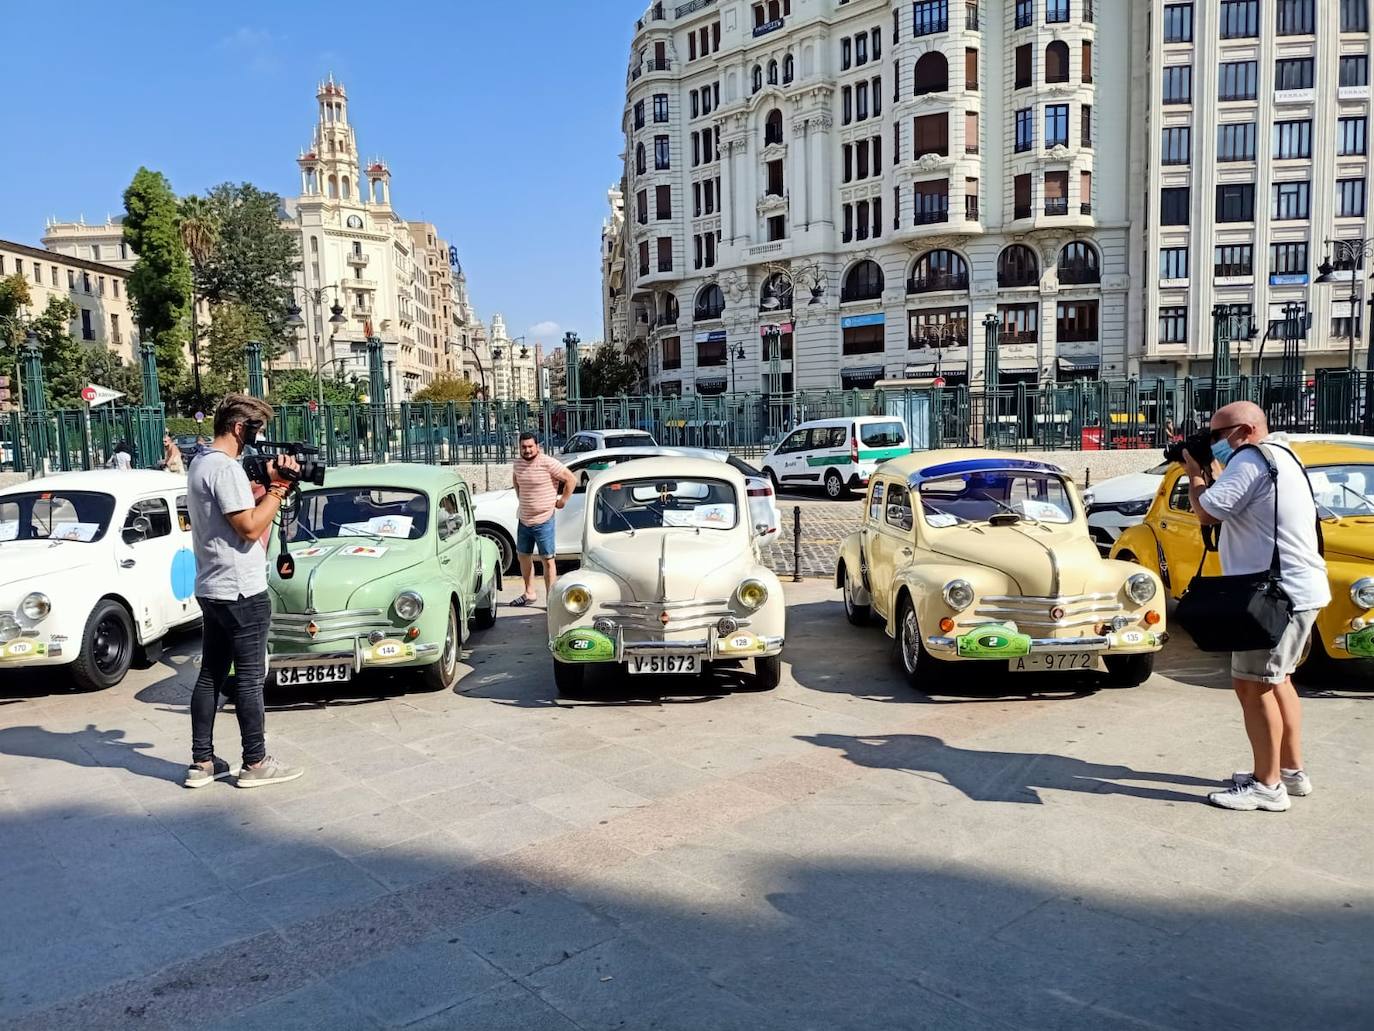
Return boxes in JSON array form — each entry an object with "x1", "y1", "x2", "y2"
[
  {"x1": 310, "y1": 236, "x2": 319, "y2": 253},
  {"x1": 752, "y1": 65, "x2": 763, "y2": 93},
  {"x1": 635, "y1": 143, "x2": 646, "y2": 175},
  {"x1": 768, "y1": 59, "x2": 779, "y2": 85},
  {"x1": 341, "y1": 176, "x2": 351, "y2": 200},
  {"x1": 913, "y1": 51, "x2": 950, "y2": 96},
  {"x1": 759, "y1": 271, "x2": 793, "y2": 311},
  {"x1": 841, "y1": 259, "x2": 885, "y2": 302},
  {"x1": 327, "y1": 175, "x2": 339, "y2": 199},
  {"x1": 764, "y1": 109, "x2": 783, "y2": 146},
  {"x1": 1058, "y1": 241, "x2": 1101, "y2": 284},
  {"x1": 661, "y1": 292, "x2": 680, "y2": 324},
  {"x1": 783, "y1": 53, "x2": 794, "y2": 83},
  {"x1": 908, "y1": 250, "x2": 969, "y2": 294},
  {"x1": 1045, "y1": 41, "x2": 1070, "y2": 83},
  {"x1": 695, "y1": 284, "x2": 725, "y2": 321},
  {"x1": 997, "y1": 245, "x2": 1040, "y2": 287}
]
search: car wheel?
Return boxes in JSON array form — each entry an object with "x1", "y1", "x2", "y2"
[
  {"x1": 753, "y1": 654, "x2": 782, "y2": 691},
  {"x1": 824, "y1": 470, "x2": 846, "y2": 499},
  {"x1": 421, "y1": 602, "x2": 462, "y2": 691},
  {"x1": 472, "y1": 581, "x2": 498, "y2": 630},
  {"x1": 1104, "y1": 653, "x2": 1154, "y2": 687},
  {"x1": 841, "y1": 565, "x2": 871, "y2": 626},
  {"x1": 896, "y1": 598, "x2": 934, "y2": 690},
  {"x1": 479, "y1": 524, "x2": 517, "y2": 575},
  {"x1": 767, "y1": 468, "x2": 781, "y2": 494},
  {"x1": 71, "y1": 599, "x2": 135, "y2": 691}
]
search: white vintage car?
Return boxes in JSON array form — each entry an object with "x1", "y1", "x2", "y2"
[
  {"x1": 0, "y1": 470, "x2": 202, "y2": 689},
  {"x1": 547, "y1": 456, "x2": 785, "y2": 695}
]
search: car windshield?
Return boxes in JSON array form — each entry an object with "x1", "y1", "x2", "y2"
[
  {"x1": 593, "y1": 477, "x2": 739, "y2": 533},
  {"x1": 918, "y1": 471, "x2": 1075, "y2": 526},
  {"x1": 1308, "y1": 464, "x2": 1374, "y2": 517},
  {"x1": 289, "y1": 488, "x2": 429, "y2": 542},
  {"x1": 860, "y1": 421, "x2": 906, "y2": 447},
  {"x1": 602, "y1": 434, "x2": 654, "y2": 449},
  {"x1": 0, "y1": 491, "x2": 115, "y2": 543},
  {"x1": 726, "y1": 456, "x2": 763, "y2": 477}
]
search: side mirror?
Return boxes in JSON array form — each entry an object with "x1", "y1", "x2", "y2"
[
  {"x1": 754, "y1": 522, "x2": 772, "y2": 538},
  {"x1": 123, "y1": 515, "x2": 152, "y2": 544}
]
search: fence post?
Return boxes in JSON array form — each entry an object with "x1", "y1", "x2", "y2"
[{"x1": 792, "y1": 505, "x2": 802, "y2": 584}]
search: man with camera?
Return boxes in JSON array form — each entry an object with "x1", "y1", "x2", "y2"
[
  {"x1": 1182, "y1": 401, "x2": 1328, "y2": 813},
  {"x1": 183, "y1": 394, "x2": 304, "y2": 789}
]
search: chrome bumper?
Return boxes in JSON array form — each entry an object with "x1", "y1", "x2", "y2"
[
  {"x1": 925, "y1": 633, "x2": 1167, "y2": 656},
  {"x1": 619, "y1": 633, "x2": 785, "y2": 660}
]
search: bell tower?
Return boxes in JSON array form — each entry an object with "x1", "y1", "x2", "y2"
[{"x1": 297, "y1": 74, "x2": 361, "y2": 202}]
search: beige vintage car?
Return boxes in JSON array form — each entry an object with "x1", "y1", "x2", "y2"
[
  {"x1": 547, "y1": 456, "x2": 784, "y2": 695},
  {"x1": 836, "y1": 451, "x2": 1166, "y2": 688}
]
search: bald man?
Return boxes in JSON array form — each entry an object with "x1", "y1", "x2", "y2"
[{"x1": 1184, "y1": 401, "x2": 1329, "y2": 813}]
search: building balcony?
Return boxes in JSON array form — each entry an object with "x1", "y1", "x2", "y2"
[
  {"x1": 347, "y1": 253, "x2": 369, "y2": 267},
  {"x1": 1044, "y1": 198, "x2": 1069, "y2": 216},
  {"x1": 908, "y1": 271, "x2": 970, "y2": 295},
  {"x1": 348, "y1": 277, "x2": 378, "y2": 291},
  {"x1": 914, "y1": 206, "x2": 950, "y2": 225},
  {"x1": 965, "y1": 3, "x2": 980, "y2": 30}
]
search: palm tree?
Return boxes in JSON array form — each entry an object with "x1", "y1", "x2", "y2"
[{"x1": 178, "y1": 195, "x2": 219, "y2": 411}]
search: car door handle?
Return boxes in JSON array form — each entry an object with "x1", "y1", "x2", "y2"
[
  {"x1": 120, "y1": 559, "x2": 136, "y2": 568},
  {"x1": 900, "y1": 547, "x2": 913, "y2": 557},
  {"x1": 441, "y1": 556, "x2": 451, "y2": 565},
  {"x1": 1159, "y1": 521, "x2": 1169, "y2": 530}
]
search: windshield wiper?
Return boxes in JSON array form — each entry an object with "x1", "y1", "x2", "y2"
[
  {"x1": 1339, "y1": 482, "x2": 1374, "y2": 512},
  {"x1": 602, "y1": 507, "x2": 637, "y2": 537}
]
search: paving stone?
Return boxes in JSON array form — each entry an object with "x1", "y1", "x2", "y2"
[
  {"x1": 458, "y1": 890, "x2": 621, "y2": 978},
  {"x1": 406, "y1": 981, "x2": 583, "y2": 1030},
  {"x1": 328, "y1": 933, "x2": 506, "y2": 1025}
]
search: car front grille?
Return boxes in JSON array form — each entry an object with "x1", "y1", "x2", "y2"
[
  {"x1": 270, "y1": 608, "x2": 388, "y2": 646},
  {"x1": 602, "y1": 599, "x2": 746, "y2": 634},
  {"x1": 970, "y1": 593, "x2": 1125, "y2": 632}
]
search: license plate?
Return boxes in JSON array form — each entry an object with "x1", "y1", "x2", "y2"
[
  {"x1": 274, "y1": 663, "x2": 352, "y2": 686},
  {"x1": 628, "y1": 655, "x2": 699, "y2": 675},
  {"x1": 1010, "y1": 652, "x2": 1099, "y2": 673}
]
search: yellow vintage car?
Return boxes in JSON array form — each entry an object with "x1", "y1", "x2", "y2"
[
  {"x1": 837, "y1": 451, "x2": 1166, "y2": 688},
  {"x1": 1111, "y1": 440, "x2": 1374, "y2": 668}
]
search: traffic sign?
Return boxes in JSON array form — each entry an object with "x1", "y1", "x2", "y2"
[
  {"x1": 194, "y1": 411, "x2": 205, "y2": 424},
  {"x1": 82, "y1": 384, "x2": 125, "y2": 407},
  {"x1": 81, "y1": 386, "x2": 98, "y2": 403},
  {"x1": 932, "y1": 376, "x2": 947, "y2": 388},
  {"x1": 307, "y1": 400, "x2": 319, "y2": 413}
]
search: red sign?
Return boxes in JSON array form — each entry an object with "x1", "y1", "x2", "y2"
[
  {"x1": 307, "y1": 400, "x2": 319, "y2": 413},
  {"x1": 81, "y1": 387, "x2": 97, "y2": 403},
  {"x1": 932, "y1": 376, "x2": 947, "y2": 388}
]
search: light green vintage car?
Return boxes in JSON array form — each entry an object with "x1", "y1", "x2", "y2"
[{"x1": 266, "y1": 464, "x2": 501, "y2": 691}]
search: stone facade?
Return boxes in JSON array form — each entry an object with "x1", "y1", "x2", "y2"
[{"x1": 0, "y1": 239, "x2": 138, "y2": 363}]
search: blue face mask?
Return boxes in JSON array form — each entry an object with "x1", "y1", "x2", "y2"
[{"x1": 1212, "y1": 437, "x2": 1235, "y2": 466}]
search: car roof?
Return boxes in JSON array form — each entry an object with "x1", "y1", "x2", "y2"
[
  {"x1": 570, "y1": 445, "x2": 726, "y2": 465},
  {"x1": 1288, "y1": 441, "x2": 1374, "y2": 464},
  {"x1": 2, "y1": 469, "x2": 189, "y2": 497},
  {"x1": 585, "y1": 455, "x2": 747, "y2": 487},
  {"x1": 588, "y1": 428, "x2": 652, "y2": 437},
  {"x1": 877, "y1": 449, "x2": 1068, "y2": 482},
  {"x1": 301, "y1": 463, "x2": 468, "y2": 493}
]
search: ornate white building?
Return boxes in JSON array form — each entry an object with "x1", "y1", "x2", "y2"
[{"x1": 614, "y1": 0, "x2": 1137, "y2": 394}]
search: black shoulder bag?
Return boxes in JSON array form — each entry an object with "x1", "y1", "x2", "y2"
[{"x1": 1174, "y1": 444, "x2": 1293, "y2": 652}]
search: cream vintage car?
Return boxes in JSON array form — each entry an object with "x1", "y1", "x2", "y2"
[
  {"x1": 837, "y1": 451, "x2": 1166, "y2": 688},
  {"x1": 547, "y1": 456, "x2": 784, "y2": 695}
]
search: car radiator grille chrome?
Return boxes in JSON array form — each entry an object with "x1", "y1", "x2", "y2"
[
  {"x1": 970, "y1": 593, "x2": 1124, "y2": 632},
  {"x1": 270, "y1": 609, "x2": 388, "y2": 645},
  {"x1": 602, "y1": 599, "x2": 746, "y2": 635}
]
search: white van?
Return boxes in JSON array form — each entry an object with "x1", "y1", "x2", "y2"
[{"x1": 761, "y1": 416, "x2": 911, "y2": 499}]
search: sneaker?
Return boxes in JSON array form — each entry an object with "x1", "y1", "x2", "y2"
[
  {"x1": 235, "y1": 756, "x2": 304, "y2": 789},
  {"x1": 1229, "y1": 769, "x2": 1313, "y2": 797},
  {"x1": 184, "y1": 757, "x2": 232, "y2": 789},
  {"x1": 1209, "y1": 778, "x2": 1291, "y2": 812}
]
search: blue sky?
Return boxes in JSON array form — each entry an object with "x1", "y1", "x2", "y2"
[{"x1": 0, "y1": 0, "x2": 636, "y2": 354}]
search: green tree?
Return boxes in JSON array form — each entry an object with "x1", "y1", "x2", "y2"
[
  {"x1": 178, "y1": 193, "x2": 221, "y2": 409},
  {"x1": 123, "y1": 167, "x2": 191, "y2": 398},
  {"x1": 270, "y1": 368, "x2": 361, "y2": 406},
  {"x1": 29, "y1": 296, "x2": 86, "y2": 409},
  {"x1": 413, "y1": 373, "x2": 477, "y2": 404},
  {"x1": 0, "y1": 274, "x2": 33, "y2": 399},
  {"x1": 578, "y1": 343, "x2": 637, "y2": 398},
  {"x1": 83, "y1": 347, "x2": 143, "y2": 406},
  {"x1": 200, "y1": 302, "x2": 270, "y2": 400}
]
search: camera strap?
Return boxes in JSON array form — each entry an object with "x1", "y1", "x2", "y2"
[{"x1": 1191, "y1": 444, "x2": 1280, "y2": 579}]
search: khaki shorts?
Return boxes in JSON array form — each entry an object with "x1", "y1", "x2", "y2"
[{"x1": 1232, "y1": 609, "x2": 1321, "y2": 685}]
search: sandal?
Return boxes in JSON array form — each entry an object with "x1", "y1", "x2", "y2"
[{"x1": 510, "y1": 595, "x2": 535, "y2": 608}]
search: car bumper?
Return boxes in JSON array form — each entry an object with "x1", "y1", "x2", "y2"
[
  {"x1": 268, "y1": 639, "x2": 442, "y2": 674},
  {"x1": 925, "y1": 624, "x2": 1166, "y2": 659},
  {"x1": 551, "y1": 627, "x2": 784, "y2": 664}
]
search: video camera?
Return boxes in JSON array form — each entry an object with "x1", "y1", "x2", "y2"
[
  {"x1": 1163, "y1": 431, "x2": 1214, "y2": 470},
  {"x1": 243, "y1": 440, "x2": 328, "y2": 490}
]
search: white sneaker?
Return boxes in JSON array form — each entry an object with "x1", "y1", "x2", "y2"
[
  {"x1": 1209, "y1": 778, "x2": 1291, "y2": 812},
  {"x1": 1229, "y1": 770, "x2": 1312, "y2": 797}
]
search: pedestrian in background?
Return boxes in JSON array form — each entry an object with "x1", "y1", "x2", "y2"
[
  {"x1": 108, "y1": 441, "x2": 133, "y2": 471},
  {"x1": 161, "y1": 432, "x2": 184, "y2": 474},
  {"x1": 510, "y1": 431, "x2": 575, "y2": 607},
  {"x1": 1185, "y1": 400, "x2": 1328, "y2": 813}
]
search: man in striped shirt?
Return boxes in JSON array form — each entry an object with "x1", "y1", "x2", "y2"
[{"x1": 511, "y1": 432, "x2": 576, "y2": 607}]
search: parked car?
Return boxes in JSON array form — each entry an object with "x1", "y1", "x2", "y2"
[
  {"x1": 265, "y1": 464, "x2": 501, "y2": 692},
  {"x1": 474, "y1": 446, "x2": 780, "y2": 573},
  {"x1": 761, "y1": 416, "x2": 912, "y2": 499},
  {"x1": 547, "y1": 456, "x2": 785, "y2": 695},
  {"x1": 560, "y1": 428, "x2": 657, "y2": 455},
  {"x1": 837, "y1": 451, "x2": 1166, "y2": 688},
  {"x1": 1110, "y1": 440, "x2": 1374, "y2": 669},
  {"x1": 0, "y1": 470, "x2": 202, "y2": 689}
]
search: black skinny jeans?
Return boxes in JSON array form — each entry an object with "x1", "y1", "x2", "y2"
[{"x1": 191, "y1": 591, "x2": 271, "y2": 766}]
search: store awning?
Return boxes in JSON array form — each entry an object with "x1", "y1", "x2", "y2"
[
  {"x1": 997, "y1": 357, "x2": 1037, "y2": 372},
  {"x1": 1057, "y1": 355, "x2": 1100, "y2": 371},
  {"x1": 841, "y1": 366, "x2": 886, "y2": 382}
]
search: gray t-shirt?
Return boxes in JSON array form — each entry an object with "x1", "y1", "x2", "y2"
[
  {"x1": 187, "y1": 450, "x2": 267, "y2": 602},
  {"x1": 1198, "y1": 443, "x2": 1331, "y2": 612}
]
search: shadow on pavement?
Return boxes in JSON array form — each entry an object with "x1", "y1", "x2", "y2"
[{"x1": 0, "y1": 724, "x2": 187, "y2": 784}]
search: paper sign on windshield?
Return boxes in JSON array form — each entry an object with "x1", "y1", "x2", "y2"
[
  {"x1": 340, "y1": 545, "x2": 389, "y2": 558},
  {"x1": 295, "y1": 546, "x2": 334, "y2": 559},
  {"x1": 340, "y1": 516, "x2": 413, "y2": 539},
  {"x1": 51, "y1": 522, "x2": 102, "y2": 542},
  {"x1": 1018, "y1": 500, "x2": 1070, "y2": 523},
  {"x1": 0, "y1": 521, "x2": 18, "y2": 542},
  {"x1": 662, "y1": 504, "x2": 735, "y2": 528}
]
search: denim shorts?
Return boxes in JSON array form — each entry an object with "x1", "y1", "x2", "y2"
[
  {"x1": 517, "y1": 518, "x2": 556, "y2": 556},
  {"x1": 1232, "y1": 608, "x2": 1321, "y2": 685}
]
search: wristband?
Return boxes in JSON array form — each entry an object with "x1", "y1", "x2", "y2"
[{"x1": 270, "y1": 480, "x2": 293, "y2": 491}]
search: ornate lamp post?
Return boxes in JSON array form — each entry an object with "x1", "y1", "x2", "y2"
[
  {"x1": 728, "y1": 341, "x2": 747, "y2": 395},
  {"x1": 1315, "y1": 238, "x2": 1374, "y2": 430},
  {"x1": 286, "y1": 285, "x2": 348, "y2": 413},
  {"x1": 491, "y1": 335, "x2": 529, "y2": 403}
]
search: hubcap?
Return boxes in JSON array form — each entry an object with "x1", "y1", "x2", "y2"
[
  {"x1": 902, "y1": 611, "x2": 918, "y2": 673},
  {"x1": 442, "y1": 609, "x2": 457, "y2": 676}
]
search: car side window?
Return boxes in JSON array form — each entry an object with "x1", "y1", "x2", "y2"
[
  {"x1": 437, "y1": 492, "x2": 464, "y2": 541},
  {"x1": 123, "y1": 498, "x2": 172, "y2": 544},
  {"x1": 777, "y1": 430, "x2": 806, "y2": 454},
  {"x1": 821, "y1": 427, "x2": 847, "y2": 449},
  {"x1": 884, "y1": 484, "x2": 914, "y2": 532},
  {"x1": 868, "y1": 481, "x2": 886, "y2": 523},
  {"x1": 175, "y1": 495, "x2": 191, "y2": 533},
  {"x1": 1167, "y1": 478, "x2": 1192, "y2": 514}
]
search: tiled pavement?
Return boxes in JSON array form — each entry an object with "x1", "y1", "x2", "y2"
[
  {"x1": 0, "y1": 581, "x2": 1370, "y2": 1030},
  {"x1": 761, "y1": 496, "x2": 863, "y2": 580}
]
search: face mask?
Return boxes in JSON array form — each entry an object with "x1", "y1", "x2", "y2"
[{"x1": 1212, "y1": 437, "x2": 1235, "y2": 466}]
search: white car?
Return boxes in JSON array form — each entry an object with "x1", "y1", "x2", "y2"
[
  {"x1": 0, "y1": 470, "x2": 202, "y2": 689},
  {"x1": 475, "y1": 446, "x2": 781, "y2": 573},
  {"x1": 547, "y1": 456, "x2": 785, "y2": 695},
  {"x1": 560, "y1": 428, "x2": 657, "y2": 455},
  {"x1": 761, "y1": 416, "x2": 911, "y2": 499}
]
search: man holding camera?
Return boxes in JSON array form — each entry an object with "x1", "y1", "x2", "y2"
[
  {"x1": 183, "y1": 394, "x2": 304, "y2": 789},
  {"x1": 1184, "y1": 401, "x2": 1328, "y2": 813}
]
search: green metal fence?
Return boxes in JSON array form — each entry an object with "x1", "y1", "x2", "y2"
[{"x1": 2, "y1": 407, "x2": 166, "y2": 475}]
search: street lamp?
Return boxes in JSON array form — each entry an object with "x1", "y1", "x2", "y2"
[
  {"x1": 286, "y1": 286, "x2": 348, "y2": 413},
  {"x1": 728, "y1": 340, "x2": 747, "y2": 394},
  {"x1": 491, "y1": 335, "x2": 530, "y2": 402},
  {"x1": 1315, "y1": 237, "x2": 1374, "y2": 373}
]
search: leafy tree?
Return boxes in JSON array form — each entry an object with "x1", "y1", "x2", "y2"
[
  {"x1": 178, "y1": 193, "x2": 221, "y2": 408},
  {"x1": 413, "y1": 373, "x2": 477, "y2": 404},
  {"x1": 578, "y1": 343, "x2": 637, "y2": 398},
  {"x1": 0, "y1": 274, "x2": 33, "y2": 399},
  {"x1": 269, "y1": 368, "x2": 361, "y2": 406},
  {"x1": 84, "y1": 347, "x2": 143, "y2": 406},
  {"x1": 123, "y1": 167, "x2": 190, "y2": 397},
  {"x1": 29, "y1": 297, "x2": 86, "y2": 409}
]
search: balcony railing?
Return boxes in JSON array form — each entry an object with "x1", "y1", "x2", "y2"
[
  {"x1": 914, "y1": 205, "x2": 951, "y2": 225},
  {"x1": 965, "y1": 198, "x2": 980, "y2": 220},
  {"x1": 1056, "y1": 327, "x2": 1100, "y2": 343},
  {"x1": 1058, "y1": 261, "x2": 1101, "y2": 285},
  {"x1": 1080, "y1": 202, "x2": 1093, "y2": 215},
  {"x1": 1014, "y1": 204, "x2": 1032, "y2": 219},
  {"x1": 347, "y1": 252, "x2": 369, "y2": 267},
  {"x1": 908, "y1": 271, "x2": 970, "y2": 294},
  {"x1": 1044, "y1": 198, "x2": 1069, "y2": 216},
  {"x1": 914, "y1": 13, "x2": 949, "y2": 36},
  {"x1": 999, "y1": 330, "x2": 1037, "y2": 345},
  {"x1": 647, "y1": 58, "x2": 671, "y2": 72}
]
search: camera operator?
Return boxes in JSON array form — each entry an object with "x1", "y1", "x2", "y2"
[
  {"x1": 183, "y1": 394, "x2": 304, "y2": 790},
  {"x1": 1183, "y1": 401, "x2": 1328, "y2": 813}
]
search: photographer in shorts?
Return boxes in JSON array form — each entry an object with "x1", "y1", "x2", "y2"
[
  {"x1": 1183, "y1": 401, "x2": 1328, "y2": 813},
  {"x1": 183, "y1": 394, "x2": 304, "y2": 789}
]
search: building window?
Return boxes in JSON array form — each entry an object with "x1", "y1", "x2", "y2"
[
  {"x1": 1218, "y1": 60, "x2": 1257, "y2": 100},
  {"x1": 1343, "y1": 0, "x2": 1370, "y2": 31},
  {"x1": 1045, "y1": 104, "x2": 1069, "y2": 148},
  {"x1": 1043, "y1": 171, "x2": 1069, "y2": 215},
  {"x1": 1216, "y1": 182, "x2": 1256, "y2": 222},
  {"x1": 1081, "y1": 105, "x2": 1093, "y2": 148},
  {"x1": 1014, "y1": 108, "x2": 1034, "y2": 152},
  {"x1": 1275, "y1": 58, "x2": 1314, "y2": 91},
  {"x1": 1218, "y1": 122, "x2": 1256, "y2": 161},
  {"x1": 914, "y1": 51, "x2": 949, "y2": 95},
  {"x1": 998, "y1": 303, "x2": 1038, "y2": 344},
  {"x1": 1214, "y1": 244, "x2": 1254, "y2": 278},
  {"x1": 1059, "y1": 241, "x2": 1100, "y2": 284},
  {"x1": 633, "y1": 100, "x2": 645, "y2": 129},
  {"x1": 965, "y1": 48, "x2": 978, "y2": 90},
  {"x1": 1162, "y1": 65, "x2": 1192, "y2": 104},
  {"x1": 913, "y1": 0, "x2": 949, "y2": 36},
  {"x1": 842, "y1": 323, "x2": 885, "y2": 355},
  {"x1": 1276, "y1": 0, "x2": 1315, "y2": 35},
  {"x1": 1338, "y1": 117, "x2": 1368, "y2": 156},
  {"x1": 1046, "y1": 0, "x2": 1069, "y2": 24},
  {"x1": 80, "y1": 308, "x2": 94, "y2": 341},
  {"x1": 909, "y1": 306, "x2": 969, "y2": 349},
  {"x1": 662, "y1": 336, "x2": 682, "y2": 370},
  {"x1": 1272, "y1": 120, "x2": 1312, "y2": 159},
  {"x1": 1015, "y1": 0, "x2": 1033, "y2": 30},
  {"x1": 1162, "y1": 125, "x2": 1190, "y2": 164},
  {"x1": 1014, "y1": 174, "x2": 1032, "y2": 219},
  {"x1": 656, "y1": 238, "x2": 673, "y2": 272},
  {"x1": 1269, "y1": 241, "x2": 1308, "y2": 276},
  {"x1": 1219, "y1": 0, "x2": 1259, "y2": 37},
  {"x1": 1081, "y1": 40, "x2": 1093, "y2": 83},
  {"x1": 1163, "y1": 3, "x2": 1193, "y2": 41},
  {"x1": 842, "y1": 260, "x2": 886, "y2": 302},
  {"x1": 908, "y1": 249, "x2": 970, "y2": 293},
  {"x1": 1341, "y1": 55, "x2": 1369, "y2": 86},
  {"x1": 635, "y1": 143, "x2": 646, "y2": 175},
  {"x1": 914, "y1": 113, "x2": 949, "y2": 157},
  {"x1": 1056, "y1": 301, "x2": 1099, "y2": 343},
  {"x1": 1337, "y1": 178, "x2": 1367, "y2": 217},
  {"x1": 1158, "y1": 306, "x2": 1188, "y2": 343},
  {"x1": 1333, "y1": 308, "x2": 1363, "y2": 340},
  {"x1": 653, "y1": 94, "x2": 669, "y2": 122},
  {"x1": 1015, "y1": 44, "x2": 1032, "y2": 89},
  {"x1": 654, "y1": 136, "x2": 670, "y2": 169},
  {"x1": 913, "y1": 179, "x2": 951, "y2": 223},
  {"x1": 1045, "y1": 41, "x2": 1069, "y2": 83},
  {"x1": 1160, "y1": 186, "x2": 1191, "y2": 225},
  {"x1": 998, "y1": 245, "x2": 1040, "y2": 288},
  {"x1": 655, "y1": 185, "x2": 672, "y2": 220},
  {"x1": 1159, "y1": 246, "x2": 1189, "y2": 280},
  {"x1": 636, "y1": 190, "x2": 649, "y2": 224},
  {"x1": 1272, "y1": 181, "x2": 1310, "y2": 220}
]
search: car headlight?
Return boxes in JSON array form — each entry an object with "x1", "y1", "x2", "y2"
[
  {"x1": 1125, "y1": 573, "x2": 1157, "y2": 605},
  {"x1": 942, "y1": 579, "x2": 974, "y2": 612},
  {"x1": 1116, "y1": 500, "x2": 1152, "y2": 517},
  {"x1": 737, "y1": 579, "x2": 769, "y2": 610},
  {"x1": 394, "y1": 591, "x2": 424, "y2": 621},
  {"x1": 1352, "y1": 577, "x2": 1374, "y2": 611},
  {"x1": 21, "y1": 593, "x2": 51, "y2": 621},
  {"x1": 562, "y1": 584, "x2": 593, "y2": 615}
]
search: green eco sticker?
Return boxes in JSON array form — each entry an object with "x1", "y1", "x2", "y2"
[
  {"x1": 956, "y1": 624, "x2": 1032, "y2": 659},
  {"x1": 1346, "y1": 626, "x2": 1374, "y2": 659},
  {"x1": 554, "y1": 629, "x2": 616, "y2": 662}
]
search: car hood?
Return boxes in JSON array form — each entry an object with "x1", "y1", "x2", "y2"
[
  {"x1": 475, "y1": 488, "x2": 515, "y2": 506},
  {"x1": 270, "y1": 542, "x2": 427, "y2": 612},
  {"x1": 585, "y1": 532, "x2": 750, "y2": 602},
  {"x1": 1084, "y1": 473, "x2": 1164, "y2": 506},
  {"x1": 925, "y1": 524, "x2": 1104, "y2": 596},
  {"x1": 1324, "y1": 517, "x2": 1374, "y2": 563},
  {"x1": 0, "y1": 541, "x2": 104, "y2": 590}
]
